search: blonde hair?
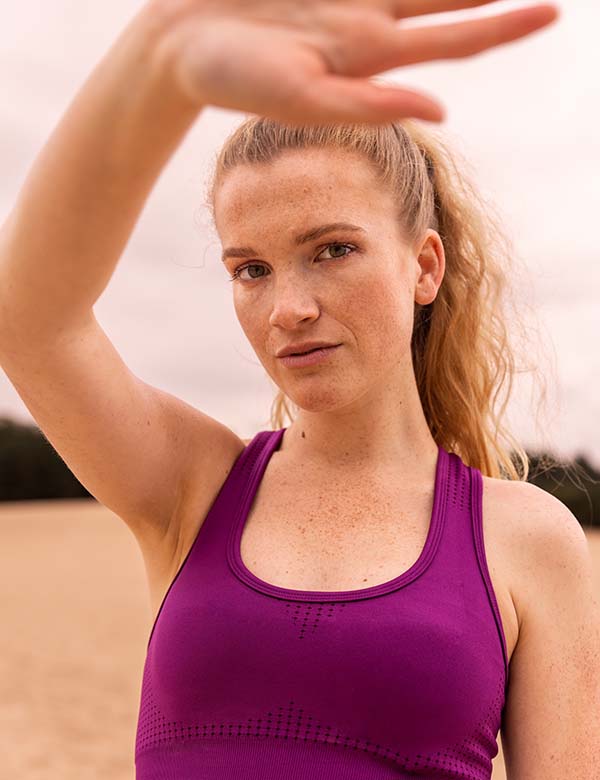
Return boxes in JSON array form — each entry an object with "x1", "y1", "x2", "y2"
[{"x1": 204, "y1": 115, "x2": 565, "y2": 482}]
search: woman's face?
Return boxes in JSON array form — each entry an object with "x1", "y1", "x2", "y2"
[{"x1": 214, "y1": 147, "x2": 443, "y2": 414}]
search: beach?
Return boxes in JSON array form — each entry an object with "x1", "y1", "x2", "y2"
[{"x1": 1, "y1": 498, "x2": 599, "y2": 779}]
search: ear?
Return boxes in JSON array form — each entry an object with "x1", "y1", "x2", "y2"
[{"x1": 414, "y1": 230, "x2": 445, "y2": 306}]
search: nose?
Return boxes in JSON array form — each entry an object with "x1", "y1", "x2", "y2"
[{"x1": 268, "y1": 277, "x2": 321, "y2": 331}]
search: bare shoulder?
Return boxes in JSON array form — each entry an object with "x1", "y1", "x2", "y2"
[
  {"x1": 176, "y1": 431, "x2": 250, "y2": 528},
  {"x1": 480, "y1": 475, "x2": 588, "y2": 633},
  {"x1": 171, "y1": 432, "x2": 251, "y2": 565},
  {"x1": 482, "y1": 475, "x2": 587, "y2": 556},
  {"x1": 143, "y1": 426, "x2": 249, "y2": 619}
]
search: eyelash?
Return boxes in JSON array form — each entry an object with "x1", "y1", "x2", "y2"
[{"x1": 227, "y1": 242, "x2": 357, "y2": 283}]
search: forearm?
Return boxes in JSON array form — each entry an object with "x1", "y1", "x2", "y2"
[{"x1": 0, "y1": 1, "x2": 203, "y2": 346}]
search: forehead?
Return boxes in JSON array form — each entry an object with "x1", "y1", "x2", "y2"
[{"x1": 213, "y1": 147, "x2": 391, "y2": 238}]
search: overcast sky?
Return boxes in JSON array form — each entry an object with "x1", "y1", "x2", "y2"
[{"x1": 0, "y1": 0, "x2": 598, "y2": 469}]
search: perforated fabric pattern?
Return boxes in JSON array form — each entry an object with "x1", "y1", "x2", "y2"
[
  {"x1": 138, "y1": 656, "x2": 504, "y2": 780},
  {"x1": 448, "y1": 450, "x2": 470, "y2": 513},
  {"x1": 137, "y1": 656, "x2": 504, "y2": 777}
]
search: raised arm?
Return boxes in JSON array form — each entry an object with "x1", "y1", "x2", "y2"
[
  {"x1": 0, "y1": 1, "x2": 201, "y2": 340},
  {"x1": 0, "y1": 3, "x2": 245, "y2": 602}
]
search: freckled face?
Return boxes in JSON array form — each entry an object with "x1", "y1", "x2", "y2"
[{"x1": 213, "y1": 148, "x2": 419, "y2": 412}]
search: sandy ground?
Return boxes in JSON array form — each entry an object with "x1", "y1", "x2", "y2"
[{"x1": 1, "y1": 499, "x2": 599, "y2": 779}]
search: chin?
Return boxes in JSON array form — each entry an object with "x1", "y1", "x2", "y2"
[{"x1": 284, "y1": 383, "x2": 359, "y2": 413}]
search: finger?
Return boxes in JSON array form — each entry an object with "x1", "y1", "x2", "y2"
[
  {"x1": 381, "y1": 4, "x2": 560, "y2": 68},
  {"x1": 279, "y1": 73, "x2": 446, "y2": 126},
  {"x1": 385, "y1": 0, "x2": 547, "y2": 21}
]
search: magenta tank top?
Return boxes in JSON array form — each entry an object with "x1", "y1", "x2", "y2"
[{"x1": 135, "y1": 427, "x2": 509, "y2": 779}]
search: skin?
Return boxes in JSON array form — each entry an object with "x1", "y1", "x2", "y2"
[{"x1": 214, "y1": 146, "x2": 445, "y2": 477}]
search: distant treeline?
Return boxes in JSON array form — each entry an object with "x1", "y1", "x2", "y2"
[{"x1": 0, "y1": 416, "x2": 598, "y2": 527}]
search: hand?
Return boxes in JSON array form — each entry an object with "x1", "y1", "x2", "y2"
[{"x1": 151, "y1": 0, "x2": 560, "y2": 125}]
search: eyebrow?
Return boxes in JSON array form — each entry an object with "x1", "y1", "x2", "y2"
[{"x1": 221, "y1": 222, "x2": 366, "y2": 263}]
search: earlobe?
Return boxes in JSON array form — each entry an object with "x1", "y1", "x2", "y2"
[{"x1": 414, "y1": 279, "x2": 438, "y2": 307}]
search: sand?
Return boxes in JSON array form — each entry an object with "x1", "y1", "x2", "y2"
[{"x1": 1, "y1": 498, "x2": 599, "y2": 778}]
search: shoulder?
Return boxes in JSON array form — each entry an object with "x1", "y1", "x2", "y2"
[
  {"x1": 481, "y1": 475, "x2": 592, "y2": 627},
  {"x1": 480, "y1": 474, "x2": 586, "y2": 549},
  {"x1": 488, "y1": 479, "x2": 600, "y2": 775}
]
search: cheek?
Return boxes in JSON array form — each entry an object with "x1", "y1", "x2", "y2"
[
  {"x1": 234, "y1": 295, "x2": 269, "y2": 352},
  {"x1": 346, "y1": 276, "x2": 412, "y2": 348},
  {"x1": 233, "y1": 296, "x2": 256, "y2": 340}
]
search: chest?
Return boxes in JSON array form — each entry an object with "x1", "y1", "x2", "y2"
[{"x1": 239, "y1": 464, "x2": 520, "y2": 664}]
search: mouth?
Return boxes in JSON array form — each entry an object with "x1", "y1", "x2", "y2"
[
  {"x1": 291, "y1": 347, "x2": 322, "y2": 356},
  {"x1": 277, "y1": 344, "x2": 342, "y2": 367}
]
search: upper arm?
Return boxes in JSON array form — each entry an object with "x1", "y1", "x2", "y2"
[
  {"x1": 501, "y1": 482, "x2": 600, "y2": 778},
  {"x1": 0, "y1": 312, "x2": 246, "y2": 547}
]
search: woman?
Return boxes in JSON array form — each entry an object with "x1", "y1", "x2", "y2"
[{"x1": 0, "y1": 1, "x2": 597, "y2": 778}]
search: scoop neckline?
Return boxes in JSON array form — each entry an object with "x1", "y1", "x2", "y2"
[{"x1": 227, "y1": 427, "x2": 448, "y2": 602}]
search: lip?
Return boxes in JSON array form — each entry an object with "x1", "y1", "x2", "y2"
[
  {"x1": 277, "y1": 344, "x2": 341, "y2": 368},
  {"x1": 276, "y1": 341, "x2": 340, "y2": 358}
]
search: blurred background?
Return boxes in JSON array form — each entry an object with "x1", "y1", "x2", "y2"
[{"x1": 0, "y1": 0, "x2": 598, "y2": 778}]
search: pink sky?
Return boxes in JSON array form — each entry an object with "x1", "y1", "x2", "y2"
[{"x1": 0, "y1": 0, "x2": 598, "y2": 469}]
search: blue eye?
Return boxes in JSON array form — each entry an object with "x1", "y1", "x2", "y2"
[{"x1": 228, "y1": 242, "x2": 356, "y2": 283}]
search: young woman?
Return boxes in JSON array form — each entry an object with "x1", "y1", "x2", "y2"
[{"x1": 1, "y1": 1, "x2": 597, "y2": 778}]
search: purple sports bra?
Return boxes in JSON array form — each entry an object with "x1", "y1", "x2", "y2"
[{"x1": 135, "y1": 427, "x2": 509, "y2": 779}]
